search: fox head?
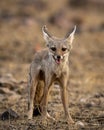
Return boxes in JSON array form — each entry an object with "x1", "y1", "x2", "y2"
[{"x1": 42, "y1": 25, "x2": 76, "y2": 64}]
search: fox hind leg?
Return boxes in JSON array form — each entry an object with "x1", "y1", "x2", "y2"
[{"x1": 28, "y1": 77, "x2": 38, "y2": 119}]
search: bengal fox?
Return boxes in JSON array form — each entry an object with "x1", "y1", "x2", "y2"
[{"x1": 28, "y1": 25, "x2": 76, "y2": 124}]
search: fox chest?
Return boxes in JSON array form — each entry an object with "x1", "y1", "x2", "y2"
[
  {"x1": 52, "y1": 65, "x2": 66, "y2": 78},
  {"x1": 53, "y1": 69, "x2": 62, "y2": 78}
]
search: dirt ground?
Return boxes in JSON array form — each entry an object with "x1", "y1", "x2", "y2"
[{"x1": 0, "y1": 0, "x2": 104, "y2": 130}]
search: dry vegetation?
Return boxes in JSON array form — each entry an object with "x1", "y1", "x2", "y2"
[{"x1": 0, "y1": 0, "x2": 104, "y2": 130}]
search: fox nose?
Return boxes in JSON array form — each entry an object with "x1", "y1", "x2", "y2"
[{"x1": 57, "y1": 55, "x2": 61, "y2": 59}]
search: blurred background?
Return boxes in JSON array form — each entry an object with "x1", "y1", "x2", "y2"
[
  {"x1": 0, "y1": 0, "x2": 104, "y2": 129},
  {"x1": 0, "y1": 0, "x2": 104, "y2": 80}
]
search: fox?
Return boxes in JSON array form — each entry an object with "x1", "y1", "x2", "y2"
[{"x1": 28, "y1": 25, "x2": 76, "y2": 124}]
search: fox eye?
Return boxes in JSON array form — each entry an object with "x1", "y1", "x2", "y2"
[
  {"x1": 51, "y1": 47, "x2": 56, "y2": 51},
  {"x1": 62, "y1": 47, "x2": 67, "y2": 51}
]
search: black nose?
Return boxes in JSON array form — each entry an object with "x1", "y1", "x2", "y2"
[{"x1": 57, "y1": 55, "x2": 61, "y2": 59}]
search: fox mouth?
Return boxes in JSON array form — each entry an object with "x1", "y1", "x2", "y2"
[{"x1": 53, "y1": 56, "x2": 62, "y2": 64}]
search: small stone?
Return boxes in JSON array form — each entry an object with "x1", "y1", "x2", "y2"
[
  {"x1": 80, "y1": 98, "x2": 87, "y2": 103},
  {"x1": 1, "y1": 108, "x2": 19, "y2": 120},
  {"x1": 75, "y1": 121, "x2": 85, "y2": 128}
]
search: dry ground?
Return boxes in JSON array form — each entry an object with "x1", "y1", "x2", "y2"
[{"x1": 0, "y1": 0, "x2": 104, "y2": 130}]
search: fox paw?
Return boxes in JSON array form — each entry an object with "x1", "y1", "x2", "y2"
[
  {"x1": 28, "y1": 111, "x2": 33, "y2": 120},
  {"x1": 46, "y1": 112, "x2": 55, "y2": 121},
  {"x1": 41, "y1": 112, "x2": 55, "y2": 121}
]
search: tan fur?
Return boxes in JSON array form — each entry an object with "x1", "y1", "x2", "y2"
[{"x1": 28, "y1": 25, "x2": 76, "y2": 124}]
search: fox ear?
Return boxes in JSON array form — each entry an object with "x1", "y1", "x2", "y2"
[
  {"x1": 42, "y1": 25, "x2": 52, "y2": 42},
  {"x1": 65, "y1": 25, "x2": 76, "y2": 45}
]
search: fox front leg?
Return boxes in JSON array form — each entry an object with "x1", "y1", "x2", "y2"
[
  {"x1": 40, "y1": 84, "x2": 55, "y2": 121},
  {"x1": 40, "y1": 74, "x2": 55, "y2": 120},
  {"x1": 59, "y1": 76, "x2": 74, "y2": 124}
]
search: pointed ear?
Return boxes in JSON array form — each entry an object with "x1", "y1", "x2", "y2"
[
  {"x1": 65, "y1": 25, "x2": 76, "y2": 45},
  {"x1": 42, "y1": 25, "x2": 52, "y2": 42}
]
